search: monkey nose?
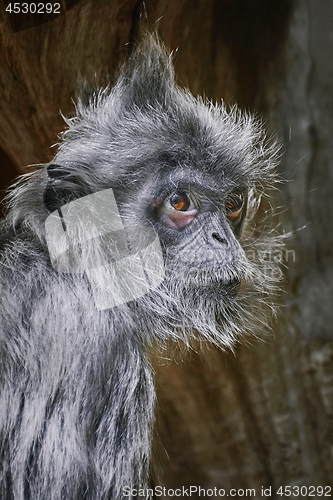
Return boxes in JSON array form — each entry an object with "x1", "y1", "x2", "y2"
[{"x1": 212, "y1": 232, "x2": 227, "y2": 244}]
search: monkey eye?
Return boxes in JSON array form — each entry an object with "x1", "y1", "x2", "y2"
[
  {"x1": 161, "y1": 190, "x2": 199, "y2": 229},
  {"x1": 169, "y1": 192, "x2": 193, "y2": 211},
  {"x1": 225, "y1": 192, "x2": 244, "y2": 221}
]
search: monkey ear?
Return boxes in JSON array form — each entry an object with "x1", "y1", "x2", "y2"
[
  {"x1": 120, "y1": 32, "x2": 175, "y2": 109},
  {"x1": 43, "y1": 164, "x2": 92, "y2": 212}
]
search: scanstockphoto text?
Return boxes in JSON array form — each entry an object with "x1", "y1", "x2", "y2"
[
  {"x1": 248, "y1": 248, "x2": 296, "y2": 265},
  {"x1": 167, "y1": 246, "x2": 296, "y2": 264},
  {"x1": 123, "y1": 485, "x2": 332, "y2": 498}
]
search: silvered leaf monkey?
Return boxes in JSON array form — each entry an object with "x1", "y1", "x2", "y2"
[{"x1": 0, "y1": 34, "x2": 281, "y2": 500}]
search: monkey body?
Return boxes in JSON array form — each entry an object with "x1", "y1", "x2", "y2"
[{"x1": 0, "y1": 35, "x2": 281, "y2": 499}]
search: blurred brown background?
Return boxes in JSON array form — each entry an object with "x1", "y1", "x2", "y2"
[{"x1": 0, "y1": 0, "x2": 332, "y2": 497}]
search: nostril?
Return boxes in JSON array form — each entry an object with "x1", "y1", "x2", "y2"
[{"x1": 212, "y1": 232, "x2": 226, "y2": 244}]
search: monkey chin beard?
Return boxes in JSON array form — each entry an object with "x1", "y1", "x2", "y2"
[{"x1": 134, "y1": 253, "x2": 279, "y2": 352}]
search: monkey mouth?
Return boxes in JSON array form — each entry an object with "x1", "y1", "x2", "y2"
[
  {"x1": 206, "y1": 278, "x2": 241, "y2": 297},
  {"x1": 179, "y1": 270, "x2": 242, "y2": 295}
]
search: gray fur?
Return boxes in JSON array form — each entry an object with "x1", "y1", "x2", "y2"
[{"x1": 0, "y1": 34, "x2": 282, "y2": 499}]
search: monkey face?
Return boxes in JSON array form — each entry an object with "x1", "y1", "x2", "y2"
[{"x1": 144, "y1": 179, "x2": 248, "y2": 287}]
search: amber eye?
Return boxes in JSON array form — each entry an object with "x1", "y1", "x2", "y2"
[
  {"x1": 225, "y1": 192, "x2": 244, "y2": 221},
  {"x1": 169, "y1": 192, "x2": 191, "y2": 211},
  {"x1": 161, "y1": 190, "x2": 198, "y2": 229}
]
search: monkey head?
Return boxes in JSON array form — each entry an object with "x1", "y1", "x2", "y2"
[{"x1": 41, "y1": 34, "x2": 282, "y2": 349}]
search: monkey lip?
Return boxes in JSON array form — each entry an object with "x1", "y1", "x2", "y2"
[
  {"x1": 223, "y1": 277, "x2": 241, "y2": 295},
  {"x1": 183, "y1": 271, "x2": 242, "y2": 294},
  {"x1": 216, "y1": 277, "x2": 241, "y2": 295}
]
